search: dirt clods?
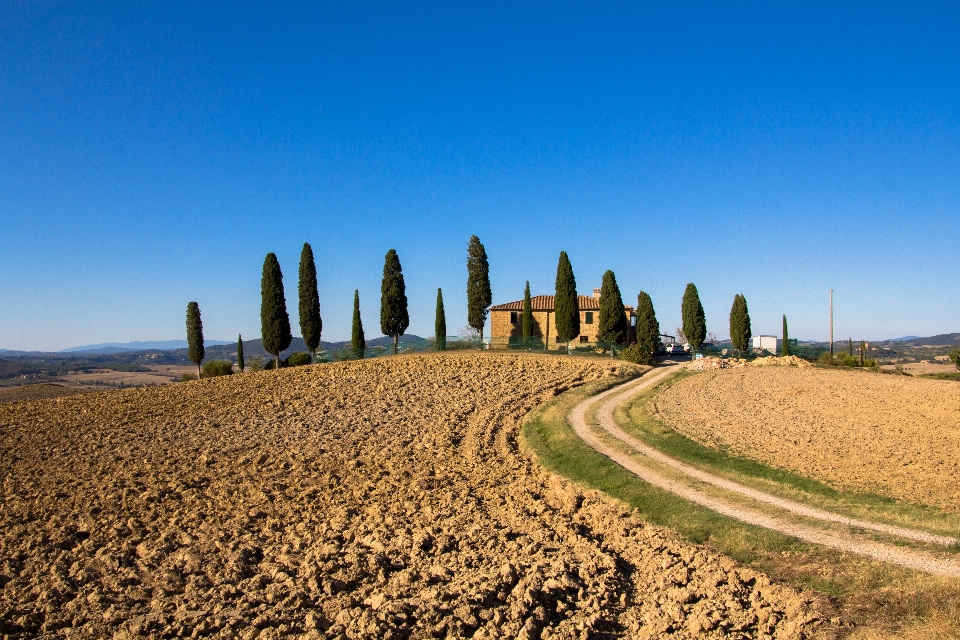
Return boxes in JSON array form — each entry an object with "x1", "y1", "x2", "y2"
[{"x1": 1, "y1": 353, "x2": 821, "y2": 638}]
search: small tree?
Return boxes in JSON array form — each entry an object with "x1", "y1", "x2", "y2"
[
  {"x1": 237, "y1": 334, "x2": 245, "y2": 372},
  {"x1": 680, "y1": 282, "x2": 707, "y2": 358},
  {"x1": 435, "y1": 288, "x2": 446, "y2": 351},
  {"x1": 597, "y1": 270, "x2": 628, "y2": 346},
  {"x1": 298, "y1": 242, "x2": 322, "y2": 361},
  {"x1": 848, "y1": 337, "x2": 854, "y2": 356},
  {"x1": 782, "y1": 315, "x2": 789, "y2": 356},
  {"x1": 948, "y1": 347, "x2": 960, "y2": 370},
  {"x1": 186, "y1": 301, "x2": 204, "y2": 379},
  {"x1": 351, "y1": 290, "x2": 366, "y2": 359},
  {"x1": 729, "y1": 294, "x2": 752, "y2": 355},
  {"x1": 681, "y1": 283, "x2": 706, "y2": 359},
  {"x1": 554, "y1": 251, "x2": 580, "y2": 350},
  {"x1": 261, "y1": 252, "x2": 292, "y2": 369},
  {"x1": 635, "y1": 291, "x2": 661, "y2": 357},
  {"x1": 380, "y1": 249, "x2": 409, "y2": 354},
  {"x1": 522, "y1": 281, "x2": 533, "y2": 347},
  {"x1": 466, "y1": 236, "x2": 492, "y2": 343}
]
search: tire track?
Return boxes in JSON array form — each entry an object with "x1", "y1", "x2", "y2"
[{"x1": 569, "y1": 366, "x2": 960, "y2": 578}]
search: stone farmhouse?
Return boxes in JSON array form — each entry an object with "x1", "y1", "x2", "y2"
[{"x1": 489, "y1": 288, "x2": 636, "y2": 348}]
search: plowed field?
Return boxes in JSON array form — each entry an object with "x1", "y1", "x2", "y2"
[
  {"x1": 655, "y1": 367, "x2": 960, "y2": 512},
  {"x1": 1, "y1": 354, "x2": 821, "y2": 639}
]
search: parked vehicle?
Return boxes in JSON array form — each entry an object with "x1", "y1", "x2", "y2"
[{"x1": 664, "y1": 343, "x2": 685, "y2": 355}]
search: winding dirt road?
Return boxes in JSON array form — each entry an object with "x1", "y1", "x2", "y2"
[{"x1": 569, "y1": 366, "x2": 960, "y2": 579}]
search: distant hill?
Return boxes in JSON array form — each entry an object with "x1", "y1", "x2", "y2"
[
  {"x1": 884, "y1": 336, "x2": 921, "y2": 342},
  {"x1": 61, "y1": 340, "x2": 233, "y2": 354},
  {"x1": 890, "y1": 333, "x2": 960, "y2": 346},
  {"x1": 202, "y1": 335, "x2": 428, "y2": 361}
]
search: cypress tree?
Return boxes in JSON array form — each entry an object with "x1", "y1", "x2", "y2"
[
  {"x1": 782, "y1": 315, "x2": 789, "y2": 356},
  {"x1": 237, "y1": 334, "x2": 245, "y2": 372},
  {"x1": 261, "y1": 252, "x2": 292, "y2": 369},
  {"x1": 380, "y1": 249, "x2": 409, "y2": 354},
  {"x1": 635, "y1": 291, "x2": 661, "y2": 356},
  {"x1": 186, "y1": 301, "x2": 204, "y2": 379},
  {"x1": 597, "y1": 270, "x2": 628, "y2": 345},
  {"x1": 849, "y1": 337, "x2": 854, "y2": 356},
  {"x1": 554, "y1": 251, "x2": 580, "y2": 349},
  {"x1": 729, "y1": 294, "x2": 752, "y2": 355},
  {"x1": 681, "y1": 283, "x2": 706, "y2": 359},
  {"x1": 435, "y1": 288, "x2": 446, "y2": 351},
  {"x1": 351, "y1": 290, "x2": 366, "y2": 359},
  {"x1": 522, "y1": 281, "x2": 533, "y2": 346},
  {"x1": 298, "y1": 242, "x2": 322, "y2": 361},
  {"x1": 466, "y1": 235, "x2": 492, "y2": 342}
]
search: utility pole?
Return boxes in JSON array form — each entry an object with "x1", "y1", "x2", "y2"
[{"x1": 829, "y1": 289, "x2": 834, "y2": 357}]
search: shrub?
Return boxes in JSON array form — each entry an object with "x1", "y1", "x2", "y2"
[
  {"x1": 619, "y1": 343, "x2": 653, "y2": 365},
  {"x1": 818, "y1": 351, "x2": 834, "y2": 365},
  {"x1": 178, "y1": 373, "x2": 197, "y2": 382},
  {"x1": 202, "y1": 360, "x2": 234, "y2": 377},
  {"x1": 950, "y1": 348, "x2": 960, "y2": 371},
  {"x1": 286, "y1": 352, "x2": 312, "y2": 367}
]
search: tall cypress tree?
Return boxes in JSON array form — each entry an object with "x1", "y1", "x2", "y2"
[
  {"x1": 849, "y1": 337, "x2": 853, "y2": 356},
  {"x1": 597, "y1": 270, "x2": 628, "y2": 346},
  {"x1": 466, "y1": 235, "x2": 492, "y2": 343},
  {"x1": 380, "y1": 249, "x2": 409, "y2": 354},
  {"x1": 351, "y1": 290, "x2": 366, "y2": 359},
  {"x1": 729, "y1": 294, "x2": 752, "y2": 355},
  {"x1": 635, "y1": 291, "x2": 661, "y2": 356},
  {"x1": 522, "y1": 281, "x2": 533, "y2": 346},
  {"x1": 261, "y1": 252, "x2": 292, "y2": 369},
  {"x1": 782, "y1": 315, "x2": 789, "y2": 356},
  {"x1": 554, "y1": 251, "x2": 580, "y2": 350},
  {"x1": 186, "y1": 301, "x2": 204, "y2": 379},
  {"x1": 435, "y1": 288, "x2": 446, "y2": 351},
  {"x1": 298, "y1": 242, "x2": 322, "y2": 361},
  {"x1": 237, "y1": 334, "x2": 245, "y2": 372},
  {"x1": 681, "y1": 283, "x2": 706, "y2": 359}
]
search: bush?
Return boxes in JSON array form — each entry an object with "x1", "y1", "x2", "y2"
[
  {"x1": 619, "y1": 343, "x2": 653, "y2": 365},
  {"x1": 286, "y1": 352, "x2": 312, "y2": 367},
  {"x1": 202, "y1": 360, "x2": 234, "y2": 377},
  {"x1": 950, "y1": 348, "x2": 960, "y2": 370},
  {"x1": 818, "y1": 351, "x2": 834, "y2": 365},
  {"x1": 178, "y1": 373, "x2": 197, "y2": 382}
]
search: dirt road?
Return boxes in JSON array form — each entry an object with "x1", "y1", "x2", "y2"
[{"x1": 570, "y1": 366, "x2": 960, "y2": 578}]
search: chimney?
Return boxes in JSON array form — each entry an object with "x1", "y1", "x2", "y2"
[{"x1": 593, "y1": 288, "x2": 602, "y2": 299}]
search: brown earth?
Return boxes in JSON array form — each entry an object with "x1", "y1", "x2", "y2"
[
  {"x1": 0, "y1": 383, "x2": 91, "y2": 403},
  {"x1": 0, "y1": 353, "x2": 823, "y2": 639},
  {"x1": 655, "y1": 367, "x2": 960, "y2": 512}
]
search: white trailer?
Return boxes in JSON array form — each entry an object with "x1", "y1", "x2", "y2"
[{"x1": 752, "y1": 335, "x2": 779, "y2": 354}]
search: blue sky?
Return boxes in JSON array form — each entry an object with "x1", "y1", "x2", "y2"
[{"x1": 1, "y1": 3, "x2": 958, "y2": 350}]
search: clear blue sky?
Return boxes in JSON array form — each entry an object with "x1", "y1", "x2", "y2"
[{"x1": 2, "y1": 3, "x2": 958, "y2": 351}]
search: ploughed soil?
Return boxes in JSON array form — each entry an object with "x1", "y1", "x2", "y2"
[
  {"x1": 656, "y1": 367, "x2": 960, "y2": 512},
  {"x1": 1, "y1": 353, "x2": 823, "y2": 639},
  {"x1": 0, "y1": 383, "x2": 91, "y2": 403}
]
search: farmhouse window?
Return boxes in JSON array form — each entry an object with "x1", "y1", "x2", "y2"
[
  {"x1": 510, "y1": 312, "x2": 518, "y2": 324},
  {"x1": 585, "y1": 312, "x2": 594, "y2": 324},
  {"x1": 579, "y1": 335, "x2": 588, "y2": 343}
]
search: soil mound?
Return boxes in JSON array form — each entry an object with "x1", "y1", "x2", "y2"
[
  {"x1": 1, "y1": 353, "x2": 821, "y2": 638},
  {"x1": 656, "y1": 366, "x2": 960, "y2": 511}
]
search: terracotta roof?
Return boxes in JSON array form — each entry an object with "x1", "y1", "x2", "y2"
[{"x1": 490, "y1": 295, "x2": 634, "y2": 313}]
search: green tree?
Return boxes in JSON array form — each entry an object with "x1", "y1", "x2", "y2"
[
  {"x1": 681, "y1": 283, "x2": 706, "y2": 359},
  {"x1": 849, "y1": 337, "x2": 854, "y2": 356},
  {"x1": 522, "y1": 281, "x2": 533, "y2": 346},
  {"x1": 554, "y1": 251, "x2": 580, "y2": 349},
  {"x1": 298, "y1": 242, "x2": 322, "y2": 360},
  {"x1": 782, "y1": 315, "x2": 789, "y2": 356},
  {"x1": 186, "y1": 301, "x2": 204, "y2": 379},
  {"x1": 635, "y1": 291, "x2": 661, "y2": 356},
  {"x1": 466, "y1": 235, "x2": 492, "y2": 342},
  {"x1": 948, "y1": 347, "x2": 960, "y2": 370},
  {"x1": 597, "y1": 270, "x2": 628, "y2": 345},
  {"x1": 435, "y1": 288, "x2": 446, "y2": 351},
  {"x1": 237, "y1": 334, "x2": 245, "y2": 372},
  {"x1": 351, "y1": 290, "x2": 366, "y2": 359},
  {"x1": 261, "y1": 252, "x2": 292, "y2": 369},
  {"x1": 380, "y1": 249, "x2": 409, "y2": 354},
  {"x1": 728, "y1": 294, "x2": 752, "y2": 355}
]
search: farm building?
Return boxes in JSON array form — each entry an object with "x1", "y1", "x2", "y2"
[
  {"x1": 489, "y1": 288, "x2": 636, "y2": 348},
  {"x1": 752, "y1": 335, "x2": 779, "y2": 354}
]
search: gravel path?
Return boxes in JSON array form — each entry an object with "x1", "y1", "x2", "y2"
[{"x1": 569, "y1": 367, "x2": 960, "y2": 579}]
